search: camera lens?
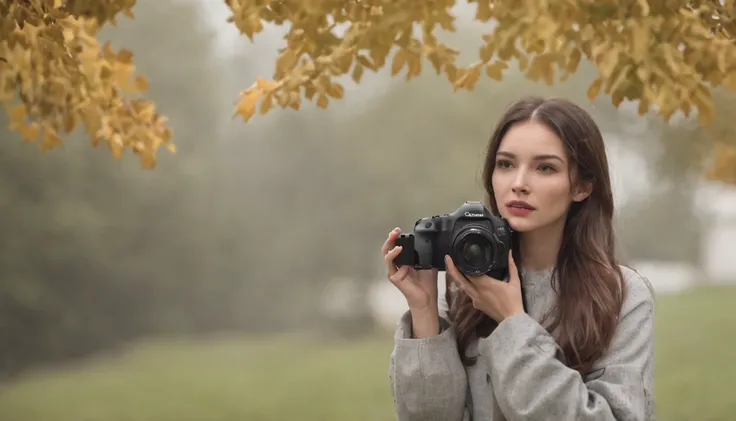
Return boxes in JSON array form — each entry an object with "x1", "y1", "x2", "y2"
[
  {"x1": 461, "y1": 240, "x2": 489, "y2": 267},
  {"x1": 451, "y1": 227, "x2": 498, "y2": 276}
]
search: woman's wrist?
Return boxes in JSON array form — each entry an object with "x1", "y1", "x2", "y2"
[{"x1": 409, "y1": 306, "x2": 440, "y2": 338}]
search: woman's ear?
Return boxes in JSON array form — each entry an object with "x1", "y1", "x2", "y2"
[{"x1": 573, "y1": 180, "x2": 593, "y2": 202}]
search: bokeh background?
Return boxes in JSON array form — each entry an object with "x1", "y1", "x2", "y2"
[{"x1": 1, "y1": 1, "x2": 734, "y2": 420}]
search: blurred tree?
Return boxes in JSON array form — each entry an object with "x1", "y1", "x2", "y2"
[
  {"x1": 0, "y1": 0, "x2": 226, "y2": 377},
  {"x1": 94, "y1": 0, "x2": 230, "y2": 334},
  {"x1": 228, "y1": 0, "x2": 736, "y2": 185}
]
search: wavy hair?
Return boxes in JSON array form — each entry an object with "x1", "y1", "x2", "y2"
[{"x1": 447, "y1": 96, "x2": 626, "y2": 374}]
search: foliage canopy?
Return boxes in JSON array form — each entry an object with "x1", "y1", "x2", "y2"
[
  {"x1": 2, "y1": 0, "x2": 736, "y2": 182},
  {"x1": 0, "y1": 0, "x2": 173, "y2": 168},
  {"x1": 225, "y1": 0, "x2": 736, "y2": 184}
]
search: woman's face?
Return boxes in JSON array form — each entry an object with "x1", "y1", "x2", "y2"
[{"x1": 491, "y1": 120, "x2": 590, "y2": 233}]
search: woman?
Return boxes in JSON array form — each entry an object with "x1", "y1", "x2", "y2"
[{"x1": 381, "y1": 96, "x2": 655, "y2": 421}]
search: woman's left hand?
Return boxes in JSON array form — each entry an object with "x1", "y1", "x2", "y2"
[{"x1": 445, "y1": 250, "x2": 525, "y2": 323}]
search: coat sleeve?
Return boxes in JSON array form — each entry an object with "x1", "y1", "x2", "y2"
[
  {"x1": 479, "y1": 269, "x2": 655, "y2": 421},
  {"x1": 388, "y1": 277, "x2": 470, "y2": 421}
]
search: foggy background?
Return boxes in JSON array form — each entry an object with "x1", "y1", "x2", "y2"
[{"x1": 1, "y1": 1, "x2": 734, "y2": 420}]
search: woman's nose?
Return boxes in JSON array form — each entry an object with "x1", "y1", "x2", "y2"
[{"x1": 511, "y1": 170, "x2": 530, "y2": 194}]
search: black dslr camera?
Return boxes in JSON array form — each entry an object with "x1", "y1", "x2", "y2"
[{"x1": 394, "y1": 201, "x2": 513, "y2": 280}]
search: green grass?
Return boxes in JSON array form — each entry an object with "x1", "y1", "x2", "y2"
[{"x1": 0, "y1": 285, "x2": 734, "y2": 421}]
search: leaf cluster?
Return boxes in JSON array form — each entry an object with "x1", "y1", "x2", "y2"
[{"x1": 0, "y1": 0, "x2": 174, "y2": 168}]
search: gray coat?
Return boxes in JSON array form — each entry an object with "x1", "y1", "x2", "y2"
[{"x1": 388, "y1": 265, "x2": 655, "y2": 421}]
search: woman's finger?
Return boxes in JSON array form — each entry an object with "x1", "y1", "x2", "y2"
[
  {"x1": 381, "y1": 227, "x2": 401, "y2": 256},
  {"x1": 445, "y1": 255, "x2": 479, "y2": 299},
  {"x1": 384, "y1": 245, "x2": 403, "y2": 276},
  {"x1": 389, "y1": 266, "x2": 424, "y2": 301},
  {"x1": 389, "y1": 264, "x2": 410, "y2": 285},
  {"x1": 507, "y1": 250, "x2": 520, "y2": 285}
]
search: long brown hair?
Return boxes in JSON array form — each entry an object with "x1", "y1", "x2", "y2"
[{"x1": 447, "y1": 96, "x2": 626, "y2": 374}]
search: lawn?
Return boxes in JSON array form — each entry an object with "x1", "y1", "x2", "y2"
[{"x1": 0, "y1": 285, "x2": 734, "y2": 421}]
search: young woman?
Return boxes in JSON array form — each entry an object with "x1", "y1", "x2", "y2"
[{"x1": 381, "y1": 96, "x2": 655, "y2": 421}]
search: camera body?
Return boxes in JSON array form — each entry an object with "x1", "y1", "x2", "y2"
[{"x1": 394, "y1": 201, "x2": 513, "y2": 280}]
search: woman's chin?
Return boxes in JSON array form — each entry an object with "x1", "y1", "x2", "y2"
[{"x1": 506, "y1": 216, "x2": 538, "y2": 232}]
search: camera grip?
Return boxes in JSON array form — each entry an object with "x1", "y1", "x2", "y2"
[{"x1": 393, "y1": 233, "x2": 417, "y2": 267}]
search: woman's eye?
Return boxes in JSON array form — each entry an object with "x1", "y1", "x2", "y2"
[
  {"x1": 538, "y1": 164, "x2": 556, "y2": 172},
  {"x1": 496, "y1": 160, "x2": 512, "y2": 169}
]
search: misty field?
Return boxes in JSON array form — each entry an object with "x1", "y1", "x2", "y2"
[{"x1": 0, "y1": 285, "x2": 734, "y2": 421}]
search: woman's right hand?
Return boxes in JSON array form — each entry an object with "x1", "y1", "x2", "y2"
[{"x1": 382, "y1": 227, "x2": 439, "y2": 313}]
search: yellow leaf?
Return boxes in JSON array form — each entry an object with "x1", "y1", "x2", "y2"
[
  {"x1": 606, "y1": 65, "x2": 631, "y2": 94},
  {"x1": 259, "y1": 92, "x2": 273, "y2": 115},
  {"x1": 534, "y1": 56, "x2": 554, "y2": 86},
  {"x1": 39, "y1": 127, "x2": 62, "y2": 151},
  {"x1": 485, "y1": 62, "x2": 505, "y2": 81},
  {"x1": 427, "y1": 51, "x2": 443, "y2": 74},
  {"x1": 391, "y1": 49, "x2": 406, "y2": 76},
  {"x1": 288, "y1": 97, "x2": 301, "y2": 110},
  {"x1": 6, "y1": 104, "x2": 27, "y2": 128},
  {"x1": 234, "y1": 90, "x2": 260, "y2": 122},
  {"x1": 327, "y1": 82, "x2": 344, "y2": 99},
  {"x1": 635, "y1": 68, "x2": 651, "y2": 86},
  {"x1": 109, "y1": 133, "x2": 124, "y2": 159},
  {"x1": 612, "y1": 90, "x2": 624, "y2": 107},
  {"x1": 476, "y1": 1, "x2": 493, "y2": 21},
  {"x1": 63, "y1": 113, "x2": 76, "y2": 133},
  {"x1": 135, "y1": 102, "x2": 156, "y2": 121},
  {"x1": 275, "y1": 49, "x2": 299, "y2": 74},
  {"x1": 467, "y1": 66, "x2": 482, "y2": 89},
  {"x1": 598, "y1": 48, "x2": 619, "y2": 79},
  {"x1": 17, "y1": 122, "x2": 39, "y2": 142},
  {"x1": 566, "y1": 49, "x2": 581, "y2": 73},
  {"x1": 117, "y1": 48, "x2": 134, "y2": 64},
  {"x1": 316, "y1": 93, "x2": 329, "y2": 108},
  {"x1": 370, "y1": 47, "x2": 387, "y2": 68},
  {"x1": 694, "y1": 92, "x2": 715, "y2": 125},
  {"x1": 445, "y1": 63, "x2": 458, "y2": 84},
  {"x1": 357, "y1": 55, "x2": 375, "y2": 70},
  {"x1": 630, "y1": 21, "x2": 650, "y2": 62},
  {"x1": 134, "y1": 75, "x2": 148, "y2": 91},
  {"x1": 305, "y1": 85, "x2": 316, "y2": 100},
  {"x1": 406, "y1": 54, "x2": 421, "y2": 80},
  {"x1": 479, "y1": 44, "x2": 493, "y2": 63},
  {"x1": 337, "y1": 53, "x2": 353, "y2": 73},
  {"x1": 351, "y1": 64, "x2": 364, "y2": 83},
  {"x1": 587, "y1": 78, "x2": 602, "y2": 100}
]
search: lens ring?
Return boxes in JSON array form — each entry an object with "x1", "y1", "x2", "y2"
[{"x1": 450, "y1": 227, "x2": 498, "y2": 276}]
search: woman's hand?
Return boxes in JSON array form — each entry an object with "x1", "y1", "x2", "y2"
[
  {"x1": 445, "y1": 250, "x2": 524, "y2": 323},
  {"x1": 382, "y1": 227, "x2": 439, "y2": 312}
]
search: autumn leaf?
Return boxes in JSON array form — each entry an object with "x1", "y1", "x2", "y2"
[{"x1": 234, "y1": 90, "x2": 260, "y2": 122}]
